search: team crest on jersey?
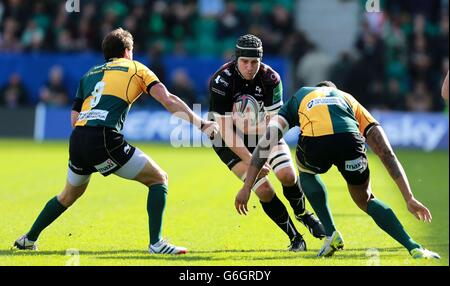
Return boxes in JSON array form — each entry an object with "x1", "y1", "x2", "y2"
[{"x1": 95, "y1": 159, "x2": 118, "y2": 174}]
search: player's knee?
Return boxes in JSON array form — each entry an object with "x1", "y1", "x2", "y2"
[
  {"x1": 277, "y1": 170, "x2": 297, "y2": 187},
  {"x1": 153, "y1": 170, "x2": 168, "y2": 185},
  {"x1": 353, "y1": 192, "x2": 372, "y2": 212},
  {"x1": 58, "y1": 186, "x2": 85, "y2": 207},
  {"x1": 355, "y1": 199, "x2": 369, "y2": 212},
  {"x1": 255, "y1": 182, "x2": 275, "y2": 202}
]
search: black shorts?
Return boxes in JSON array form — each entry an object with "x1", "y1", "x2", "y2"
[
  {"x1": 68, "y1": 126, "x2": 136, "y2": 176},
  {"x1": 296, "y1": 132, "x2": 370, "y2": 185}
]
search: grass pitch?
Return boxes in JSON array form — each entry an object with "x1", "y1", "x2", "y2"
[{"x1": 0, "y1": 139, "x2": 448, "y2": 266}]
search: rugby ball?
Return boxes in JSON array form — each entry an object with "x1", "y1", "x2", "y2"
[{"x1": 232, "y1": 94, "x2": 263, "y2": 126}]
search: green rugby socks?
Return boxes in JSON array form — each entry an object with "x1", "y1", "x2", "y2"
[
  {"x1": 148, "y1": 184, "x2": 168, "y2": 245},
  {"x1": 367, "y1": 198, "x2": 421, "y2": 251},
  {"x1": 299, "y1": 172, "x2": 336, "y2": 236},
  {"x1": 27, "y1": 196, "x2": 67, "y2": 241}
]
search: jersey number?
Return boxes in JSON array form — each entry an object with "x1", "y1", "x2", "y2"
[{"x1": 90, "y1": 81, "x2": 105, "y2": 108}]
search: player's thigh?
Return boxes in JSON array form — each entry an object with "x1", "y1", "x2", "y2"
[
  {"x1": 115, "y1": 147, "x2": 167, "y2": 186},
  {"x1": 295, "y1": 136, "x2": 333, "y2": 175},
  {"x1": 59, "y1": 170, "x2": 91, "y2": 207},
  {"x1": 213, "y1": 144, "x2": 243, "y2": 171},
  {"x1": 268, "y1": 139, "x2": 296, "y2": 185},
  {"x1": 215, "y1": 144, "x2": 275, "y2": 200}
]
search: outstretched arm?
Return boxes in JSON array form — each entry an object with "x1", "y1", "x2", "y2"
[
  {"x1": 365, "y1": 125, "x2": 432, "y2": 222},
  {"x1": 235, "y1": 115, "x2": 288, "y2": 214},
  {"x1": 150, "y1": 82, "x2": 218, "y2": 137}
]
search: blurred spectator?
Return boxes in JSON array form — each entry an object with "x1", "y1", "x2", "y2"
[
  {"x1": 434, "y1": 12, "x2": 449, "y2": 69},
  {"x1": 0, "y1": 2, "x2": 4, "y2": 23},
  {"x1": 409, "y1": 34, "x2": 433, "y2": 83},
  {"x1": 280, "y1": 30, "x2": 311, "y2": 64},
  {"x1": 170, "y1": 68, "x2": 197, "y2": 107},
  {"x1": 245, "y1": 3, "x2": 267, "y2": 32},
  {"x1": 385, "y1": 78, "x2": 406, "y2": 110},
  {"x1": 3, "y1": 0, "x2": 29, "y2": 21},
  {"x1": 217, "y1": 1, "x2": 244, "y2": 39},
  {"x1": 167, "y1": 1, "x2": 196, "y2": 40},
  {"x1": 0, "y1": 73, "x2": 28, "y2": 108},
  {"x1": 147, "y1": 0, "x2": 169, "y2": 40},
  {"x1": 134, "y1": 42, "x2": 167, "y2": 107},
  {"x1": 0, "y1": 0, "x2": 447, "y2": 112},
  {"x1": 296, "y1": 43, "x2": 333, "y2": 87},
  {"x1": 328, "y1": 51, "x2": 354, "y2": 91},
  {"x1": 0, "y1": 17, "x2": 22, "y2": 51},
  {"x1": 148, "y1": 41, "x2": 166, "y2": 84},
  {"x1": 355, "y1": 26, "x2": 385, "y2": 79},
  {"x1": 406, "y1": 81, "x2": 433, "y2": 112},
  {"x1": 383, "y1": 14, "x2": 408, "y2": 62},
  {"x1": 39, "y1": 66, "x2": 69, "y2": 107},
  {"x1": 21, "y1": 20, "x2": 45, "y2": 51},
  {"x1": 263, "y1": 4, "x2": 294, "y2": 55},
  {"x1": 367, "y1": 80, "x2": 386, "y2": 109}
]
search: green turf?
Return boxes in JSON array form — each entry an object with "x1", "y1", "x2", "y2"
[{"x1": 0, "y1": 139, "x2": 448, "y2": 266}]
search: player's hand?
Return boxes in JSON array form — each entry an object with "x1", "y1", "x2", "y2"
[
  {"x1": 201, "y1": 120, "x2": 219, "y2": 139},
  {"x1": 407, "y1": 197, "x2": 432, "y2": 222},
  {"x1": 235, "y1": 187, "x2": 251, "y2": 215}
]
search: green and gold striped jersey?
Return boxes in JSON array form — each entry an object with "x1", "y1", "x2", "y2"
[
  {"x1": 279, "y1": 87, "x2": 378, "y2": 137},
  {"x1": 74, "y1": 58, "x2": 159, "y2": 131}
]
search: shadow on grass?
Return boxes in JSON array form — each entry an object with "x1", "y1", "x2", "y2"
[{"x1": 1, "y1": 243, "x2": 447, "y2": 262}]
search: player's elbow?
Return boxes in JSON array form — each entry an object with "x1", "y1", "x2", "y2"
[
  {"x1": 160, "y1": 94, "x2": 177, "y2": 110},
  {"x1": 378, "y1": 148, "x2": 396, "y2": 163}
]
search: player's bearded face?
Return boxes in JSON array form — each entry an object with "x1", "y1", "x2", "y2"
[{"x1": 238, "y1": 57, "x2": 260, "y2": 80}]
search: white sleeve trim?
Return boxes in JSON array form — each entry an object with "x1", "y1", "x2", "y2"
[
  {"x1": 268, "y1": 115, "x2": 289, "y2": 135},
  {"x1": 264, "y1": 101, "x2": 283, "y2": 112}
]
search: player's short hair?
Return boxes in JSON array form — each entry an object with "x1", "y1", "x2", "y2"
[
  {"x1": 235, "y1": 34, "x2": 263, "y2": 59},
  {"x1": 316, "y1": 81, "x2": 337, "y2": 88},
  {"x1": 102, "y1": 28, "x2": 134, "y2": 61}
]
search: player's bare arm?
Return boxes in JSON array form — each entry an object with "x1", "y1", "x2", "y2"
[
  {"x1": 366, "y1": 125, "x2": 403, "y2": 180},
  {"x1": 150, "y1": 82, "x2": 218, "y2": 138},
  {"x1": 365, "y1": 125, "x2": 432, "y2": 222},
  {"x1": 235, "y1": 116, "x2": 286, "y2": 214},
  {"x1": 442, "y1": 70, "x2": 449, "y2": 100},
  {"x1": 215, "y1": 113, "x2": 253, "y2": 163}
]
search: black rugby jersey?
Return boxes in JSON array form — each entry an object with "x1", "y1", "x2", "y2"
[{"x1": 208, "y1": 61, "x2": 283, "y2": 116}]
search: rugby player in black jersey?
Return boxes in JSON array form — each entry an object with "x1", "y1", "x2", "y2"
[{"x1": 208, "y1": 34, "x2": 325, "y2": 251}]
